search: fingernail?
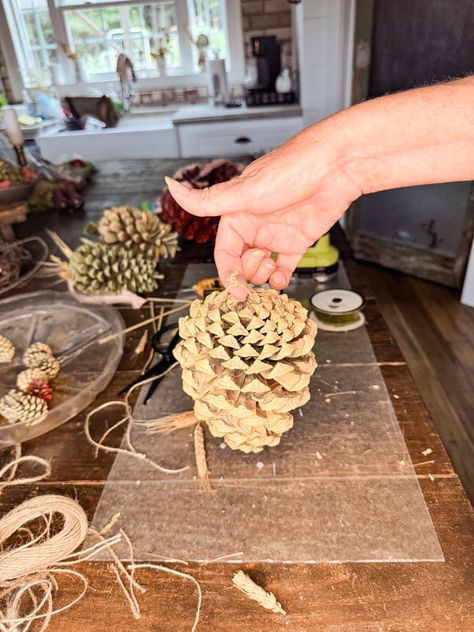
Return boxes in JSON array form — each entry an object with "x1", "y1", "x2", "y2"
[
  {"x1": 270, "y1": 270, "x2": 288, "y2": 289},
  {"x1": 165, "y1": 176, "x2": 190, "y2": 196},
  {"x1": 231, "y1": 286, "x2": 248, "y2": 300}
]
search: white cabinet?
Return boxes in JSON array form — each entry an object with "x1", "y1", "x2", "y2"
[
  {"x1": 37, "y1": 126, "x2": 179, "y2": 163},
  {"x1": 177, "y1": 117, "x2": 304, "y2": 158}
]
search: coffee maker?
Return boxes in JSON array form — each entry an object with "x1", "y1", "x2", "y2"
[{"x1": 245, "y1": 36, "x2": 295, "y2": 106}]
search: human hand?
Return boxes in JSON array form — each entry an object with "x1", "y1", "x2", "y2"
[{"x1": 165, "y1": 130, "x2": 362, "y2": 298}]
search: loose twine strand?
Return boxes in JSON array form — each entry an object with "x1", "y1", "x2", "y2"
[
  {"x1": 0, "y1": 445, "x2": 51, "y2": 497},
  {"x1": 84, "y1": 364, "x2": 190, "y2": 476},
  {"x1": 85, "y1": 361, "x2": 213, "y2": 491}
]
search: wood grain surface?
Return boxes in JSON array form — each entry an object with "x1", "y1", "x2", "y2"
[{"x1": 1, "y1": 159, "x2": 472, "y2": 631}]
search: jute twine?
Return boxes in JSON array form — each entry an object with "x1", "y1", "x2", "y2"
[{"x1": 0, "y1": 450, "x2": 203, "y2": 631}]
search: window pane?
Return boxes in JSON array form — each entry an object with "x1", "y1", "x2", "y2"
[
  {"x1": 188, "y1": 0, "x2": 226, "y2": 64},
  {"x1": 64, "y1": 2, "x2": 181, "y2": 75},
  {"x1": 8, "y1": 0, "x2": 57, "y2": 86},
  {"x1": 56, "y1": 0, "x2": 131, "y2": 5}
]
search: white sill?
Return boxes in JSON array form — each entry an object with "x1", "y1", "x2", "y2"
[{"x1": 55, "y1": 68, "x2": 244, "y2": 96}]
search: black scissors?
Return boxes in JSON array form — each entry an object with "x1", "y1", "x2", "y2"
[{"x1": 118, "y1": 323, "x2": 181, "y2": 404}]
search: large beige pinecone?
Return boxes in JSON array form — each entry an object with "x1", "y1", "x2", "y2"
[
  {"x1": 98, "y1": 206, "x2": 178, "y2": 263},
  {"x1": 173, "y1": 289, "x2": 318, "y2": 453},
  {"x1": 0, "y1": 335, "x2": 15, "y2": 363},
  {"x1": 0, "y1": 389, "x2": 48, "y2": 425}
]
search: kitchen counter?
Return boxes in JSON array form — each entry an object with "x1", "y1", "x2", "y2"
[
  {"x1": 169, "y1": 103, "x2": 302, "y2": 125},
  {"x1": 36, "y1": 103, "x2": 303, "y2": 161}
]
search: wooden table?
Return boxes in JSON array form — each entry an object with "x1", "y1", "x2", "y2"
[{"x1": 3, "y1": 160, "x2": 473, "y2": 631}]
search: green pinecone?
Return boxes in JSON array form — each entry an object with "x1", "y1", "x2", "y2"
[{"x1": 69, "y1": 243, "x2": 160, "y2": 295}]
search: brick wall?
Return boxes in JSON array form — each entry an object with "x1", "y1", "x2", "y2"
[{"x1": 240, "y1": 0, "x2": 293, "y2": 68}]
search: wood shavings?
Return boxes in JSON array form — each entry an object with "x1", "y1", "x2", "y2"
[
  {"x1": 428, "y1": 474, "x2": 435, "y2": 482},
  {"x1": 421, "y1": 448, "x2": 433, "y2": 456},
  {"x1": 232, "y1": 571, "x2": 286, "y2": 615},
  {"x1": 315, "y1": 451, "x2": 323, "y2": 461},
  {"x1": 323, "y1": 390, "x2": 358, "y2": 398},
  {"x1": 99, "y1": 512, "x2": 122, "y2": 536},
  {"x1": 131, "y1": 329, "x2": 148, "y2": 364},
  {"x1": 414, "y1": 460, "x2": 435, "y2": 467}
]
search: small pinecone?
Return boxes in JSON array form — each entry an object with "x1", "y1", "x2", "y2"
[
  {"x1": 70, "y1": 243, "x2": 160, "y2": 295},
  {"x1": 98, "y1": 206, "x2": 178, "y2": 262},
  {"x1": 0, "y1": 335, "x2": 15, "y2": 363},
  {"x1": 25, "y1": 378, "x2": 53, "y2": 402},
  {"x1": 174, "y1": 288, "x2": 318, "y2": 453},
  {"x1": 23, "y1": 342, "x2": 53, "y2": 367},
  {"x1": 0, "y1": 389, "x2": 48, "y2": 425},
  {"x1": 17, "y1": 367, "x2": 49, "y2": 391},
  {"x1": 35, "y1": 356, "x2": 60, "y2": 380}
]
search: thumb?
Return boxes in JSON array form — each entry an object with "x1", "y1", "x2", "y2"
[{"x1": 165, "y1": 175, "x2": 249, "y2": 217}]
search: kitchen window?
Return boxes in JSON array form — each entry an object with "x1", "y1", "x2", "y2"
[{"x1": 3, "y1": 0, "x2": 242, "y2": 87}]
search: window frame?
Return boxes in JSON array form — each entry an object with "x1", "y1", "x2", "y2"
[{"x1": 3, "y1": 0, "x2": 244, "y2": 90}]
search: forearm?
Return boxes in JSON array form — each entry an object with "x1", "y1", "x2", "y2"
[{"x1": 310, "y1": 76, "x2": 474, "y2": 194}]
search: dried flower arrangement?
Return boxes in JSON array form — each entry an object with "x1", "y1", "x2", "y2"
[{"x1": 159, "y1": 159, "x2": 245, "y2": 243}]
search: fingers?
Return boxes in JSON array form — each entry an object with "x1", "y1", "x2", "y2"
[
  {"x1": 214, "y1": 220, "x2": 248, "y2": 299},
  {"x1": 241, "y1": 248, "x2": 275, "y2": 285},
  {"x1": 269, "y1": 253, "x2": 304, "y2": 290},
  {"x1": 165, "y1": 176, "x2": 247, "y2": 218},
  {"x1": 255, "y1": 221, "x2": 311, "y2": 254}
]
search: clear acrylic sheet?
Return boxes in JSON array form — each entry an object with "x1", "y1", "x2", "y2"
[{"x1": 91, "y1": 264, "x2": 443, "y2": 562}]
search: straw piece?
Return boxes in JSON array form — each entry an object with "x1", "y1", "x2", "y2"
[
  {"x1": 232, "y1": 571, "x2": 286, "y2": 615},
  {"x1": 98, "y1": 301, "x2": 191, "y2": 345},
  {"x1": 194, "y1": 423, "x2": 213, "y2": 493}
]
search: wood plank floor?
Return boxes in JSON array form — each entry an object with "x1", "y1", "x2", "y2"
[{"x1": 362, "y1": 263, "x2": 474, "y2": 504}]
